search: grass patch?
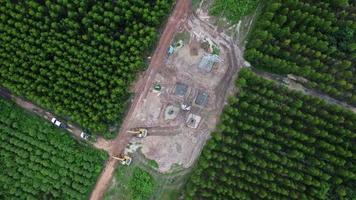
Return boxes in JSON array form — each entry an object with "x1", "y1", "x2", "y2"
[
  {"x1": 192, "y1": 0, "x2": 202, "y2": 10},
  {"x1": 173, "y1": 31, "x2": 191, "y2": 44},
  {"x1": 105, "y1": 166, "x2": 157, "y2": 200},
  {"x1": 148, "y1": 159, "x2": 159, "y2": 169},
  {"x1": 212, "y1": 45, "x2": 220, "y2": 55},
  {"x1": 160, "y1": 188, "x2": 182, "y2": 200},
  {"x1": 130, "y1": 167, "x2": 156, "y2": 200},
  {"x1": 210, "y1": 0, "x2": 260, "y2": 23}
]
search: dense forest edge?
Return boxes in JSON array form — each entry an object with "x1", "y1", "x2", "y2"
[
  {"x1": 245, "y1": 0, "x2": 355, "y2": 106},
  {"x1": 183, "y1": 69, "x2": 356, "y2": 199},
  {"x1": 0, "y1": 0, "x2": 173, "y2": 137},
  {"x1": 0, "y1": 98, "x2": 108, "y2": 199}
]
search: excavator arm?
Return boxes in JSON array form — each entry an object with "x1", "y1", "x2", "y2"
[
  {"x1": 127, "y1": 128, "x2": 147, "y2": 138},
  {"x1": 112, "y1": 155, "x2": 132, "y2": 165}
]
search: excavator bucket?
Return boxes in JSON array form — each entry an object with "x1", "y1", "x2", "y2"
[
  {"x1": 137, "y1": 129, "x2": 148, "y2": 138},
  {"x1": 123, "y1": 156, "x2": 132, "y2": 165}
]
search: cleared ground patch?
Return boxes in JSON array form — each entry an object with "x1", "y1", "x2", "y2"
[{"x1": 0, "y1": 98, "x2": 107, "y2": 199}]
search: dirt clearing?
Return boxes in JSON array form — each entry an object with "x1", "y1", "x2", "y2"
[{"x1": 89, "y1": 0, "x2": 191, "y2": 199}]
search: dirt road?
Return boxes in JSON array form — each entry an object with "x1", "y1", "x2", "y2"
[
  {"x1": 0, "y1": 87, "x2": 106, "y2": 147},
  {"x1": 89, "y1": 1, "x2": 191, "y2": 199},
  {"x1": 254, "y1": 69, "x2": 356, "y2": 113},
  {"x1": 0, "y1": 87, "x2": 12, "y2": 101}
]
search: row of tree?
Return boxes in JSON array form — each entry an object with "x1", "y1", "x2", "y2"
[
  {"x1": 184, "y1": 69, "x2": 355, "y2": 200},
  {"x1": 0, "y1": 98, "x2": 107, "y2": 200},
  {"x1": 0, "y1": 0, "x2": 172, "y2": 136},
  {"x1": 245, "y1": 0, "x2": 356, "y2": 106}
]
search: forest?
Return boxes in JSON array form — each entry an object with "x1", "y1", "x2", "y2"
[
  {"x1": 0, "y1": 0, "x2": 172, "y2": 136},
  {"x1": 245, "y1": 0, "x2": 356, "y2": 106},
  {"x1": 184, "y1": 69, "x2": 356, "y2": 199},
  {"x1": 0, "y1": 98, "x2": 107, "y2": 199}
]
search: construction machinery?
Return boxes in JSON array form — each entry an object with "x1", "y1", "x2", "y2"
[
  {"x1": 112, "y1": 155, "x2": 132, "y2": 165},
  {"x1": 181, "y1": 103, "x2": 191, "y2": 111},
  {"x1": 153, "y1": 82, "x2": 162, "y2": 92},
  {"x1": 127, "y1": 128, "x2": 148, "y2": 138}
]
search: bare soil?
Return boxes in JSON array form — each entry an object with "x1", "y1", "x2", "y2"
[{"x1": 123, "y1": 6, "x2": 245, "y2": 173}]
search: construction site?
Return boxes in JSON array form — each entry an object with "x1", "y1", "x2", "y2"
[
  {"x1": 1, "y1": 0, "x2": 355, "y2": 199},
  {"x1": 0, "y1": 1, "x2": 244, "y2": 199},
  {"x1": 118, "y1": 13, "x2": 241, "y2": 173}
]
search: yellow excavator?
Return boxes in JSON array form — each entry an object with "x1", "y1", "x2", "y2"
[
  {"x1": 112, "y1": 155, "x2": 132, "y2": 165},
  {"x1": 127, "y1": 128, "x2": 148, "y2": 138}
]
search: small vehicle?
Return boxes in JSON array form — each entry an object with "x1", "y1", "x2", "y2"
[
  {"x1": 181, "y1": 103, "x2": 191, "y2": 111},
  {"x1": 51, "y1": 118, "x2": 62, "y2": 127},
  {"x1": 80, "y1": 132, "x2": 89, "y2": 140}
]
